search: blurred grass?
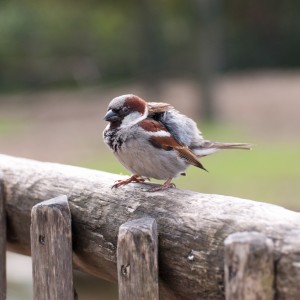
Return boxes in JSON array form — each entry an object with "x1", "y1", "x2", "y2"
[
  {"x1": 0, "y1": 118, "x2": 26, "y2": 137},
  {"x1": 79, "y1": 122, "x2": 300, "y2": 211}
]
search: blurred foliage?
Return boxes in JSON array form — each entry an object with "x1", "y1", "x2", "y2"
[
  {"x1": 0, "y1": 0, "x2": 300, "y2": 90},
  {"x1": 225, "y1": 0, "x2": 300, "y2": 69}
]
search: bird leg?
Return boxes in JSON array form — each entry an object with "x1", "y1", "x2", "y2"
[
  {"x1": 112, "y1": 175, "x2": 145, "y2": 189},
  {"x1": 148, "y1": 178, "x2": 176, "y2": 192}
]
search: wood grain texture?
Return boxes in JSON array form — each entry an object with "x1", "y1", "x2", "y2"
[
  {"x1": 117, "y1": 218, "x2": 158, "y2": 300},
  {"x1": 276, "y1": 229, "x2": 300, "y2": 299},
  {"x1": 224, "y1": 232, "x2": 274, "y2": 300},
  {"x1": 1, "y1": 154, "x2": 300, "y2": 299},
  {"x1": 31, "y1": 195, "x2": 74, "y2": 300},
  {"x1": 0, "y1": 172, "x2": 6, "y2": 300}
]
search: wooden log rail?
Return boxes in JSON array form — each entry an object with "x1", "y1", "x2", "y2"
[
  {"x1": 1, "y1": 154, "x2": 300, "y2": 299},
  {"x1": 0, "y1": 172, "x2": 6, "y2": 300}
]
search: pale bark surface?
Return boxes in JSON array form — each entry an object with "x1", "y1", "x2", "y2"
[
  {"x1": 1, "y1": 154, "x2": 300, "y2": 299},
  {"x1": 31, "y1": 195, "x2": 74, "y2": 300},
  {"x1": 224, "y1": 232, "x2": 274, "y2": 300},
  {"x1": 276, "y1": 229, "x2": 300, "y2": 300},
  {"x1": 117, "y1": 218, "x2": 158, "y2": 300}
]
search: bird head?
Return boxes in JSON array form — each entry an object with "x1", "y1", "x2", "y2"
[{"x1": 104, "y1": 94, "x2": 148, "y2": 128}]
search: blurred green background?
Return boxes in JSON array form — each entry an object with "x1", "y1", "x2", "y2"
[{"x1": 1, "y1": 0, "x2": 300, "y2": 299}]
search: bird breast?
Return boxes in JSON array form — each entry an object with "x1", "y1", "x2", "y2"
[{"x1": 111, "y1": 126, "x2": 188, "y2": 180}]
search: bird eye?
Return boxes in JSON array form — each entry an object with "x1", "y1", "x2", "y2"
[{"x1": 122, "y1": 106, "x2": 129, "y2": 113}]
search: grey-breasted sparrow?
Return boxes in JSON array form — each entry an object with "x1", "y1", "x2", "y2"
[{"x1": 103, "y1": 94, "x2": 251, "y2": 192}]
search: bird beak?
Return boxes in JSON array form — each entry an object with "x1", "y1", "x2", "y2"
[{"x1": 104, "y1": 109, "x2": 119, "y2": 122}]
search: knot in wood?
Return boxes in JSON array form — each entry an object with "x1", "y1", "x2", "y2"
[
  {"x1": 121, "y1": 264, "x2": 130, "y2": 277},
  {"x1": 187, "y1": 250, "x2": 195, "y2": 262},
  {"x1": 39, "y1": 234, "x2": 45, "y2": 245}
]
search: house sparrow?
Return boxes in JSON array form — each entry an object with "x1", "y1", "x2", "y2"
[{"x1": 103, "y1": 94, "x2": 251, "y2": 192}]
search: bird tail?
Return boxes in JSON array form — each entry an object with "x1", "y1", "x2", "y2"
[{"x1": 192, "y1": 141, "x2": 252, "y2": 157}]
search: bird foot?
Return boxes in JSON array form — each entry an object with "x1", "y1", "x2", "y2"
[
  {"x1": 147, "y1": 179, "x2": 176, "y2": 192},
  {"x1": 112, "y1": 175, "x2": 145, "y2": 189}
]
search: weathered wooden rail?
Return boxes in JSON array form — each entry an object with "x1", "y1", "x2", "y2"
[
  {"x1": 0, "y1": 172, "x2": 6, "y2": 300},
  {"x1": 0, "y1": 154, "x2": 300, "y2": 299}
]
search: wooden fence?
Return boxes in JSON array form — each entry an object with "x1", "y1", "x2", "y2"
[{"x1": 0, "y1": 154, "x2": 300, "y2": 299}]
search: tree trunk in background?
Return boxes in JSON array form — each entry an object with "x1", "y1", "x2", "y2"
[
  {"x1": 195, "y1": 0, "x2": 223, "y2": 122},
  {"x1": 136, "y1": 0, "x2": 164, "y2": 99}
]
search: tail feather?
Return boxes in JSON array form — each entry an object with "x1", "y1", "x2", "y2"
[
  {"x1": 209, "y1": 142, "x2": 253, "y2": 150},
  {"x1": 192, "y1": 141, "x2": 252, "y2": 157}
]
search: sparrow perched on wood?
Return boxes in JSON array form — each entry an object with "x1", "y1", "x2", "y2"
[{"x1": 103, "y1": 94, "x2": 251, "y2": 192}]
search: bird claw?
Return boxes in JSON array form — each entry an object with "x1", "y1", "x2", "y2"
[
  {"x1": 112, "y1": 175, "x2": 145, "y2": 189},
  {"x1": 112, "y1": 176, "x2": 175, "y2": 192},
  {"x1": 147, "y1": 181, "x2": 176, "y2": 192}
]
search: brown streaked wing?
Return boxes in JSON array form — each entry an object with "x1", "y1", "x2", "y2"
[
  {"x1": 176, "y1": 145, "x2": 207, "y2": 171},
  {"x1": 148, "y1": 102, "x2": 174, "y2": 114},
  {"x1": 149, "y1": 135, "x2": 207, "y2": 171},
  {"x1": 140, "y1": 119, "x2": 169, "y2": 133}
]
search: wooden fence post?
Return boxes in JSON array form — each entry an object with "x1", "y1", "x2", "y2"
[
  {"x1": 0, "y1": 172, "x2": 6, "y2": 300},
  {"x1": 31, "y1": 195, "x2": 75, "y2": 300},
  {"x1": 3, "y1": 154, "x2": 300, "y2": 299},
  {"x1": 117, "y1": 218, "x2": 159, "y2": 300},
  {"x1": 276, "y1": 229, "x2": 300, "y2": 299},
  {"x1": 224, "y1": 231, "x2": 274, "y2": 300}
]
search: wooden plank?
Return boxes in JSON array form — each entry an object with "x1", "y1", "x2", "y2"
[
  {"x1": 117, "y1": 218, "x2": 158, "y2": 300},
  {"x1": 276, "y1": 229, "x2": 300, "y2": 299},
  {"x1": 0, "y1": 172, "x2": 6, "y2": 300},
  {"x1": 2, "y1": 154, "x2": 300, "y2": 299},
  {"x1": 31, "y1": 195, "x2": 74, "y2": 300},
  {"x1": 224, "y1": 231, "x2": 274, "y2": 300}
]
